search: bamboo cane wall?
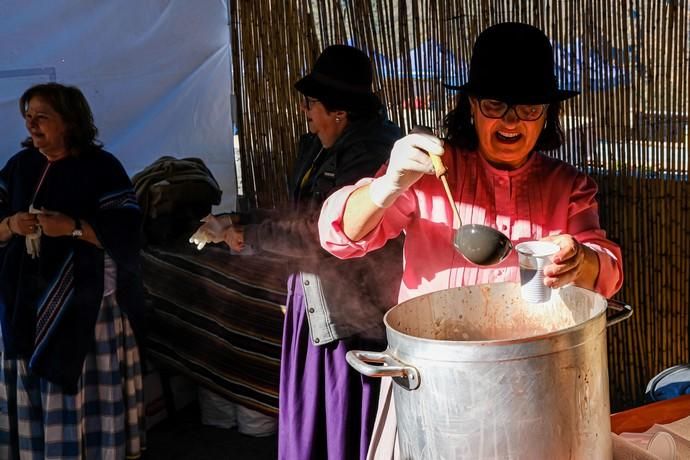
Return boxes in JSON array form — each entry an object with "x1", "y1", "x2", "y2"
[{"x1": 230, "y1": 0, "x2": 690, "y2": 411}]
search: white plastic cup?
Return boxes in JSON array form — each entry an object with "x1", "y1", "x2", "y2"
[
  {"x1": 516, "y1": 241, "x2": 560, "y2": 303},
  {"x1": 618, "y1": 432, "x2": 677, "y2": 460}
]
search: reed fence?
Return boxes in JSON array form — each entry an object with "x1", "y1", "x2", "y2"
[{"x1": 230, "y1": 0, "x2": 690, "y2": 410}]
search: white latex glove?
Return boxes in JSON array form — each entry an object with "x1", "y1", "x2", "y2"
[
  {"x1": 188, "y1": 214, "x2": 234, "y2": 250},
  {"x1": 369, "y1": 133, "x2": 445, "y2": 208}
]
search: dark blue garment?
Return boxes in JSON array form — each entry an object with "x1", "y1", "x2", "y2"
[
  {"x1": 645, "y1": 365, "x2": 690, "y2": 402},
  {"x1": 650, "y1": 382, "x2": 690, "y2": 401},
  {"x1": 0, "y1": 147, "x2": 144, "y2": 392}
]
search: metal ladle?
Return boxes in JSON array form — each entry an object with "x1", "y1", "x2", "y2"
[{"x1": 411, "y1": 126, "x2": 513, "y2": 266}]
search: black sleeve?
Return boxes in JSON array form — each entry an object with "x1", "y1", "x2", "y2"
[
  {"x1": 88, "y1": 153, "x2": 143, "y2": 272},
  {"x1": 243, "y1": 203, "x2": 323, "y2": 260},
  {"x1": 244, "y1": 139, "x2": 389, "y2": 260}
]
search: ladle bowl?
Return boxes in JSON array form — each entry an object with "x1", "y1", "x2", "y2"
[{"x1": 454, "y1": 224, "x2": 514, "y2": 266}]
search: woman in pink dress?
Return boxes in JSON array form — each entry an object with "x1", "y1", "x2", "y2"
[{"x1": 318, "y1": 22, "x2": 623, "y2": 458}]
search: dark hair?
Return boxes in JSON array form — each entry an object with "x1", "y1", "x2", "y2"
[
  {"x1": 443, "y1": 94, "x2": 564, "y2": 152},
  {"x1": 20, "y1": 83, "x2": 102, "y2": 155}
]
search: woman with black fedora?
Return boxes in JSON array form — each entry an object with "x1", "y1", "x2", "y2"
[
  {"x1": 319, "y1": 23, "x2": 623, "y2": 458},
  {"x1": 190, "y1": 45, "x2": 402, "y2": 459}
]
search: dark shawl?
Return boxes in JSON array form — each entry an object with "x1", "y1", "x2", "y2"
[{"x1": 0, "y1": 147, "x2": 144, "y2": 392}]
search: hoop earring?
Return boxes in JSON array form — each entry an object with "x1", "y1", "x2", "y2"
[{"x1": 543, "y1": 120, "x2": 548, "y2": 129}]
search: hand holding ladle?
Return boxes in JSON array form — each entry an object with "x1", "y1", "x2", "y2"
[{"x1": 410, "y1": 125, "x2": 513, "y2": 266}]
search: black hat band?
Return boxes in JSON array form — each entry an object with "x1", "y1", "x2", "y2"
[{"x1": 310, "y1": 71, "x2": 372, "y2": 94}]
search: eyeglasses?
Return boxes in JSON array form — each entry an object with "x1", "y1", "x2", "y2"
[
  {"x1": 302, "y1": 95, "x2": 320, "y2": 110},
  {"x1": 478, "y1": 99, "x2": 547, "y2": 121}
]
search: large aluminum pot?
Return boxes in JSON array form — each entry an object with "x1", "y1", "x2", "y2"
[{"x1": 347, "y1": 282, "x2": 632, "y2": 460}]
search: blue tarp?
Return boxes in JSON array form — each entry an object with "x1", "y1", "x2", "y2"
[
  {"x1": 553, "y1": 39, "x2": 635, "y2": 91},
  {"x1": 395, "y1": 39, "x2": 465, "y2": 83}
]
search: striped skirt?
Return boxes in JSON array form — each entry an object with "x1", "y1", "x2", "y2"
[{"x1": 0, "y1": 294, "x2": 145, "y2": 460}]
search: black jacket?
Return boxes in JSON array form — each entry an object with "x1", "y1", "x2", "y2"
[{"x1": 243, "y1": 112, "x2": 403, "y2": 343}]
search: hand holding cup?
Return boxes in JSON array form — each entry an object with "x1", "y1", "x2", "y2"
[
  {"x1": 541, "y1": 234, "x2": 586, "y2": 289},
  {"x1": 516, "y1": 240, "x2": 560, "y2": 303}
]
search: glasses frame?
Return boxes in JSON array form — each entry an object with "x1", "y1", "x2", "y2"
[
  {"x1": 302, "y1": 95, "x2": 320, "y2": 110},
  {"x1": 477, "y1": 98, "x2": 548, "y2": 121}
]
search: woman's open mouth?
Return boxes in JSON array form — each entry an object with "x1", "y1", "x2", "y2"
[{"x1": 495, "y1": 131, "x2": 521, "y2": 143}]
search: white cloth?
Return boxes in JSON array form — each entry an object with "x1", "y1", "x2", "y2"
[
  {"x1": 613, "y1": 433, "x2": 663, "y2": 459},
  {"x1": 613, "y1": 415, "x2": 690, "y2": 460},
  {"x1": 25, "y1": 227, "x2": 41, "y2": 259},
  {"x1": 25, "y1": 204, "x2": 42, "y2": 258},
  {"x1": 367, "y1": 377, "x2": 399, "y2": 460}
]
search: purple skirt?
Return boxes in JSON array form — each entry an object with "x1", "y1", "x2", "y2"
[{"x1": 278, "y1": 274, "x2": 383, "y2": 460}]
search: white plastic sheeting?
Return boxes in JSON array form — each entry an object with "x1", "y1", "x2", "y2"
[{"x1": 0, "y1": 0, "x2": 236, "y2": 211}]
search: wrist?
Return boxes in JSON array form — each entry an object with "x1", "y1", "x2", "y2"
[
  {"x1": 70, "y1": 218, "x2": 83, "y2": 239},
  {"x1": 368, "y1": 176, "x2": 402, "y2": 209},
  {"x1": 217, "y1": 214, "x2": 235, "y2": 227},
  {"x1": 4, "y1": 216, "x2": 16, "y2": 236},
  {"x1": 3, "y1": 216, "x2": 17, "y2": 238},
  {"x1": 580, "y1": 244, "x2": 600, "y2": 288},
  {"x1": 240, "y1": 224, "x2": 255, "y2": 250},
  {"x1": 221, "y1": 226, "x2": 232, "y2": 245}
]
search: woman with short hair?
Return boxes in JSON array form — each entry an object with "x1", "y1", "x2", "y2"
[
  {"x1": 191, "y1": 45, "x2": 402, "y2": 460},
  {"x1": 0, "y1": 82, "x2": 145, "y2": 459}
]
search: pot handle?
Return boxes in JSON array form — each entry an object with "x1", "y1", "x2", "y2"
[
  {"x1": 606, "y1": 299, "x2": 633, "y2": 327},
  {"x1": 346, "y1": 350, "x2": 420, "y2": 391}
]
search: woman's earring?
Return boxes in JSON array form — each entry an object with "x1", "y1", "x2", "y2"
[
  {"x1": 470, "y1": 114, "x2": 474, "y2": 125},
  {"x1": 335, "y1": 117, "x2": 341, "y2": 123},
  {"x1": 543, "y1": 120, "x2": 548, "y2": 129}
]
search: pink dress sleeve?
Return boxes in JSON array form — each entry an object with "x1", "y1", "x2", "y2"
[
  {"x1": 318, "y1": 178, "x2": 416, "y2": 259},
  {"x1": 319, "y1": 150, "x2": 624, "y2": 300},
  {"x1": 566, "y1": 172, "x2": 623, "y2": 298}
]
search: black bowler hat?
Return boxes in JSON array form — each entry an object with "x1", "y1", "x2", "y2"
[
  {"x1": 295, "y1": 45, "x2": 381, "y2": 113},
  {"x1": 446, "y1": 22, "x2": 579, "y2": 104}
]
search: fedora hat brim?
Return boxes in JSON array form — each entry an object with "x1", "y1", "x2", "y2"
[
  {"x1": 443, "y1": 82, "x2": 579, "y2": 104},
  {"x1": 295, "y1": 74, "x2": 381, "y2": 112}
]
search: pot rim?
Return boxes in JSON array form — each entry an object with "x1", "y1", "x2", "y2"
[{"x1": 383, "y1": 283, "x2": 608, "y2": 346}]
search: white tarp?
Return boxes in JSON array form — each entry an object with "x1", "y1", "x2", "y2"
[{"x1": 0, "y1": 0, "x2": 236, "y2": 211}]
